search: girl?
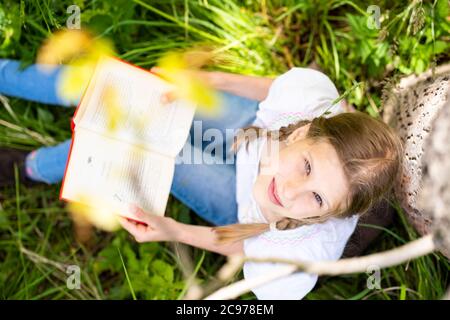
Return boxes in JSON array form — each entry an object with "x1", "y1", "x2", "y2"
[{"x1": 0, "y1": 59, "x2": 402, "y2": 299}]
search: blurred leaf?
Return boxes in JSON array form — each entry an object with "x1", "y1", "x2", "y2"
[
  {"x1": 36, "y1": 107, "x2": 54, "y2": 124},
  {"x1": 151, "y1": 259, "x2": 174, "y2": 283},
  {"x1": 94, "y1": 243, "x2": 123, "y2": 274},
  {"x1": 85, "y1": 14, "x2": 114, "y2": 35},
  {"x1": 436, "y1": 0, "x2": 449, "y2": 20}
]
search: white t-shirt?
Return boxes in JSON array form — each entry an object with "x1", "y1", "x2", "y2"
[{"x1": 235, "y1": 67, "x2": 359, "y2": 300}]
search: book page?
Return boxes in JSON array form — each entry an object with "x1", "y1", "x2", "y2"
[
  {"x1": 61, "y1": 128, "x2": 174, "y2": 218},
  {"x1": 74, "y1": 57, "x2": 196, "y2": 157}
]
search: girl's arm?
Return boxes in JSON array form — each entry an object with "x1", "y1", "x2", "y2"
[
  {"x1": 151, "y1": 67, "x2": 274, "y2": 102},
  {"x1": 119, "y1": 205, "x2": 244, "y2": 256},
  {"x1": 207, "y1": 71, "x2": 274, "y2": 102},
  {"x1": 177, "y1": 222, "x2": 244, "y2": 256}
]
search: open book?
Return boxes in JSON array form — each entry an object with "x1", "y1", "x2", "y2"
[{"x1": 60, "y1": 57, "x2": 196, "y2": 222}]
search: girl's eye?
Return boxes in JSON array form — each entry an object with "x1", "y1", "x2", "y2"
[
  {"x1": 313, "y1": 192, "x2": 323, "y2": 207},
  {"x1": 304, "y1": 158, "x2": 311, "y2": 175}
]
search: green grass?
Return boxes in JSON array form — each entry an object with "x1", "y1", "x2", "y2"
[{"x1": 0, "y1": 0, "x2": 449, "y2": 299}]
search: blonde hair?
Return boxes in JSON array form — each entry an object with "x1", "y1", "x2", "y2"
[{"x1": 212, "y1": 111, "x2": 404, "y2": 245}]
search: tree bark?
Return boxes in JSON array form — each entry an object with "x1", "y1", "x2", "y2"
[{"x1": 382, "y1": 64, "x2": 450, "y2": 258}]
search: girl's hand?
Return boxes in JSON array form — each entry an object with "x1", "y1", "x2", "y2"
[
  {"x1": 150, "y1": 66, "x2": 217, "y2": 104},
  {"x1": 118, "y1": 205, "x2": 180, "y2": 243}
]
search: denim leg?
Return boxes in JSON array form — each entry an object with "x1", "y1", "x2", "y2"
[
  {"x1": 0, "y1": 59, "x2": 72, "y2": 107},
  {"x1": 172, "y1": 92, "x2": 259, "y2": 226},
  {"x1": 25, "y1": 139, "x2": 72, "y2": 184},
  {"x1": 172, "y1": 148, "x2": 238, "y2": 226},
  {"x1": 0, "y1": 60, "x2": 76, "y2": 182},
  {"x1": 188, "y1": 91, "x2": 260, "y2": 161}
]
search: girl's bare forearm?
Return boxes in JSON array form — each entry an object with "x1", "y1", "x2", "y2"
[
  {"x1": 175, "y1": 222, "x2": 244, "y2": 256},
  {"x1": 209, "y1": 71, "x2": 274, "y2": 102}
]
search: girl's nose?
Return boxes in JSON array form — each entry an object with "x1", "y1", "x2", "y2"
[{"x1": 282, "y1": 179, "x2": 304, "y2": 201}]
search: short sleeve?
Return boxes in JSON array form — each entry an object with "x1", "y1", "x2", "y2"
[
  {"x1": 254, "y1": 68, "x2": 344, "y2": 129},
  {"x1": 242, "y1": 216, "x2": 359, "y2": 300},
  {"x1": 243, "y1": 233, "x2": 325, "y2": 300},
  {"x1": 244, "y1": 262, "x2": 318, "y2": 300}
]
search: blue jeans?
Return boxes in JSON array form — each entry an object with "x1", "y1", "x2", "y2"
[{"x1": 0, "y1": 59, "x2": 259, "y2": 226}]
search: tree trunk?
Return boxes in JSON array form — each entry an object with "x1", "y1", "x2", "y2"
[{"x1": 382, "y1": 64, "x2": 450, "y2": 258}]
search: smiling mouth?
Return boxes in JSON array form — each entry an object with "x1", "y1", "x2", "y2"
[{"x1": 268, "y1": 177, "x2": 284, "y2": 207}]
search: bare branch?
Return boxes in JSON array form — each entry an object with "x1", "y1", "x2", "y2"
[{"x1": 205, "y1": 235, "x2": 435, "y2": 300}]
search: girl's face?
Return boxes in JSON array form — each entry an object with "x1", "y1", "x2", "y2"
[{"x1": 253, "y1": 124, "x2": 349, "y2": 223}]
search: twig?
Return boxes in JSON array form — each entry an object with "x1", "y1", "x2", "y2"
[
  {"x1": 20, "y1": 246, "x2": 68, "y2": 272},
  {"x1": 205, "y1": 235, "x2": 435, "y2": 300},
  {"x1": 0, "y1": 95, "x2": 19, "y2": 122},
  {"x1": 0, "y1": 119, "x2": 55, "y2": 145},
  {"x1": 20, "y1": 246, "x2": 101, "y2": 299},
  {"x1": 443, "y1": 286, "x2": 450, "y2": 300}
]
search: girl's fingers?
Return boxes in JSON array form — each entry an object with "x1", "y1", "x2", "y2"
[
  {"x1": 128, "y1": 204, "x2": 160, "y2": 227},
  {"x1": 118, "y1": 216, "x2": 139, "y2": 236},
  {"x1": 149, "y1": 67, "x2": 177, "y2": 104},
  {"x1": 119, "y1": 216, "x2": 168, "y2": 243},
  {"x1": 120, "y1": 216, "x2": 163, "y2": 243},
  {"x1": 150, "y1": 66, "x2": 170, "y2": 81},
  {"x1": 150, "y1": 66, "x2": 163, "y2": 74},
  {"x1": 135, "y1": 222, "x2": 147, "y2": 233},
  {"x1": 161, "y1": 91, "x2": 176, "y2": 104},
  {"x1": 129, "y1": 204, "x2": 150, "y2": 222},
  {"x1": 119, "y1": 216, "x2": 153, "y2": 242}
]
